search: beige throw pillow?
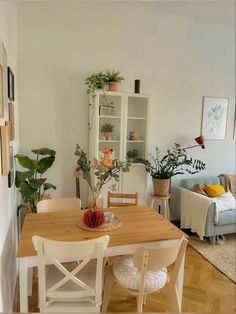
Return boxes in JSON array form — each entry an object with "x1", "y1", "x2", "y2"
[{"x1": 191, "y1": 184, "x2": 208, "y2": 196}]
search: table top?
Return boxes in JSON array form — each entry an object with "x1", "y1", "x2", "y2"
[{"x1": 17, "y1": 205, "x2": 186, "y2": 258}]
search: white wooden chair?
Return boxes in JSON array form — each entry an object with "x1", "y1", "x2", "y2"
[
  {"x1": 102, "y1": 236, "x2": 188, "y2": 313},
  {"x1": 107, "y1": 192, "x2": 138, "y2": 208},
  {"x1": 37, "y1": 197, "x2": 81, "y2": 213},
  {"x1": 32, "y1": 235, "x2": 109, "y2": 313}
]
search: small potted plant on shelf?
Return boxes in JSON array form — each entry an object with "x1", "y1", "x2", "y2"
[
  {"x1": 142, "y1": 143, "x2": 206, "y2": 196},
  {"x1": 101, "y1": 123, "x2": 114, "y2": 140},
  {"x1": 105, "y1": 68, "x2": 124, "y2": 92}
]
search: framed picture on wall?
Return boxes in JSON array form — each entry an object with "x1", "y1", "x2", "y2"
[
  {"x1": 0, "y1": 125, "x2": 10, "y2": 176},
  {"x1": 8, "y1": 146, "x2": 14, "y2": 187},
  {"x1": 7, "y1": 66, "x2": 14, "y2": 101},
  {"x1": 0, "y1": 64, "x2": 3, "y2": 118},
  {"x1": 201, "y1": 96, "x2": 229, "y2": 140},
  {"x1": 8, "y1": 102, "x2": 15, "y2": 140}
]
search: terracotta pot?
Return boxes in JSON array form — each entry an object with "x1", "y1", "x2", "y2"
[
  {"x1": 103, "y1": 132, "x2": 112, "y2": 140},
  {"x1": 108, "y1": 81, "x2": 118, "y2": 91},
  {"x1": 152, "y1": 178, "x2": 170, "y2": 196}
]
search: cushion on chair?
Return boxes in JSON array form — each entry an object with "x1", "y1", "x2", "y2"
[
  {"x1": 113, "y1": 255, "x2": 168, "y2": 291},
  {"x1": 204, "y1": 184, "x2": 225, "y2": 197}
]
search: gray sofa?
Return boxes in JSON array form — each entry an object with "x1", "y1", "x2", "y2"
[{"x1": 179, "y1": 176, "x2": 236, "y2": 244}]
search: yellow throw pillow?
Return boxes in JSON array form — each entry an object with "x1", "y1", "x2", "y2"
[{"x1": 204, "y1": 184, "x2": 225, "y2": 197}]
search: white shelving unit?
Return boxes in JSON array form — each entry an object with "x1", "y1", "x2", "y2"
[{"x1": 89, "y1": 90, "x2": 149, "y2": 207}]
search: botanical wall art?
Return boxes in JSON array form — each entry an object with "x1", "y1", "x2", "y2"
[
  {"x1": 7, "y1": 66, "x2": 14, "y2": 101},
  {"x1": 201, "y1": 96, "x2": 229, "y2": 140},
  {"x1": 0, "y1": 125, "x2": 10, "y2": 176}
]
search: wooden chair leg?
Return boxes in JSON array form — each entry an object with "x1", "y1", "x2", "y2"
[
  {"x1": 137, "y1": 294, "x2": 143, "y2": 313},
  {"x1": 167, "y1": 286, "x2": 181, "y2": 313},
  {"x1": 102, "y1": 271, "x2": 115, "y2": 312}
]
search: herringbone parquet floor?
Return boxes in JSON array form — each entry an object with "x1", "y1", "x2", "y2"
[{"x1": 13, "y1": 246, "x2": 236, "y2": 313}]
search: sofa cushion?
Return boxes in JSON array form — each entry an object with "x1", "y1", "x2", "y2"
[
  {"x1": 215, "y1": 209, "x2": 236, "y2": 225},
  {"x1": 191, "y1": 184, "x2": 208, "y2": 196},
  {"x1": 204, "y1": 184, "x2": 225, "y2": 197}
]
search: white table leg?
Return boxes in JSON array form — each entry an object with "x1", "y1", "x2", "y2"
[
  {"x1": 19, "y1": 258, "x2": 29, "y2": 312},
  {"x1": 176, "y1": 251, "x2": 185, "y2": 308}
]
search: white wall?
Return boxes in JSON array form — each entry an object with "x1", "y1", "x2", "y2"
[
  {"x1": 0, "y1": 0, "x2": 18, "y2": 311},
  {"x1": 18, "y1": 1, "x2": 235, "y2": 207}
]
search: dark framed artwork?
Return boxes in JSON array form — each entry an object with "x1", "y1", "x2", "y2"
[
  {"x1": 8, "y1": 146, "x2": 14, "y2": 187},
  {"x1": 7, "y1": 66, "x2": 14, "y2": 101}
]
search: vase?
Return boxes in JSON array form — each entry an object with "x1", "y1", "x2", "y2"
[
  {"x1": 88, "y1": 191, "x2": 103, "y2": 209},
  {"x1": 103, "y1": 132, "x2": 112, "y2": 140},
  {"x1": 152, "y1": 178, "x2": 170, "y2": 196},
  {"x1": 108, "y1": 81, "x2": 118, "y2": 91}
]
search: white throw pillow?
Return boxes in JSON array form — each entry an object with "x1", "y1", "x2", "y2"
[{"x1": 212, "y1": 191, "x2": 236, "y2": 212}]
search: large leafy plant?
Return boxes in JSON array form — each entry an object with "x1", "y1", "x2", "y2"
[
  {"x1": 15, "y1": 148, "x2": 57, "y2": 213},
  {"x1": 145, "y1": 143, "x2": 206, "y2": 179}
]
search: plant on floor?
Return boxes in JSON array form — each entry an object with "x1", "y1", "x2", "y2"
[{"x1": 15, "y1": 148, "x2": 57, "y2": 213}]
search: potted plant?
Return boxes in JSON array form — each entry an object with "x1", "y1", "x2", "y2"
[
  {"x1": 101, "y1": 123, "x2": 114, "y2": 140},
  {"x1": 144, "y1": 143, "x2": 206, "y2": 196},
  {"x1": 85, "y1": 71, "x2": 112, "y2": 108},
  {"x1": 105, "y1": 68, "x2": 124, "y2": 91},
  {"x1": 15, "y1": 148, "x2": 57, "y2": 213}
]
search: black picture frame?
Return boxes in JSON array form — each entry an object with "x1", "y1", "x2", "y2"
[{"x1": 7, "y1": 66, "x2": 14, "y2": 101}]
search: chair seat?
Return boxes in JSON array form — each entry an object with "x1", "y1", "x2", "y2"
[{"x1": 113, "y1": 255, "x2": 168, "y2": 291}]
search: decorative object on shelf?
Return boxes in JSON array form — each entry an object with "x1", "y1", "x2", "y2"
[
  {"x1": 134, "y1": 79, "x2": 140, "y2": 93},
  {"x1": 0, "y1": 64, "x2": 3, "y2": 118},
  {"x1": 101, "y1": 123, "x2": 114, "y2": 140},
  {"x1": 15, "y1": 148, "x2": 57, "y2": 213},
  {"x1": 100, "y1": 104, "x2": 114, "y2": 116},
  {"x1": 141, "y1": 144, "x2": 206, "y2": 196},
  {"x1": 128, "y1": 131, "x2": 140, "y2": 141},
  {"x1": 75, "y1": 145, "x2": 130, "y2": 210},
  {"x1": 0, "y1": 125, "x2": 10, "y2": 176},
  {"x1": 8, "y1": 146, "x2": 14, "y2": 187},
  {"x1": 201, "y1": 96, "x2": 229, "y2": 140},
  {"x1": 105, "y1": 68, "x2": 124, "y2": 92},
  {"x1": 7, "y1": 66, "x2": 14, "y2": 101},
  {"x1": 83, "y1": 208, "x2": 105, "y2": 228},
  {"x1": 183, "y1": 135, "x2": 205, "y2": 150},
  {"x1": 8, "y1": 102, "x2": 15, "y2": 140}
]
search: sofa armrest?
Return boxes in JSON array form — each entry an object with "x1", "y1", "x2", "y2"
[{"x1": 180, "y1": 188, "x2": 214, "y2": 238}]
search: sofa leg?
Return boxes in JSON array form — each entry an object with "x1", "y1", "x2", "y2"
[{"x1": 210, "y1": 236, "x2": 216, "y2": 245}]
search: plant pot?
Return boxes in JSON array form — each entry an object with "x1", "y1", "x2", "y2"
[
  {"x1": 103, "y1": 132, "x2": 112, "y2": 140},
  {"x1": 108, "y1": 81, "x2": 118, "y2": 91},
  {"x1": 152, "y1": 178, "x2": 170, "y2": 196}
]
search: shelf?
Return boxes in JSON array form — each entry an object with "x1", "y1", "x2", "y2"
[
  {"x1": 126, "y1": 140, "x2": 145, "y2": 143},
  {"x1": 99, "y1": 140, "x2": 120, "y2": 143},
  {"x1": 99, "y1": 115, "x2": 120, "y2": 119},
  {"x1": 127, "y1": 117, "x2": 146, "y2": 120}
]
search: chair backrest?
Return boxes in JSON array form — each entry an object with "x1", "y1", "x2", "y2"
[
  {"x1": 37, "y1": 197, "x2": 81, "y2": 213},
  {"x1": 107, "y1": 192, "x2": 138, "y2": 208},
  {"x1": 32, "y1": 235, "x2": 110, "y2": 311},
  {"x1": 133, "y1": 236, "x2": 188, "y2": 287}
]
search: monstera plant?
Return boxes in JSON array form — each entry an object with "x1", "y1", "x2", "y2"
[{"x1": 15, "y1": 148, "x2": 57, "y2": 213}]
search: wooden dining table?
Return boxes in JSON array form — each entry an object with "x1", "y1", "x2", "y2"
[{"x1": 17, "y1": 205, "x2": 187, "y2": 312}]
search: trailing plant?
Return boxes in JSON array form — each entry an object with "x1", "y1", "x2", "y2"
[
  {"x1": 15, "y1": 148, "x2": 57, "y2": 213},
  {"x1": 143, "y1": 143, "x2": 206, "y2": 179},
  {"x1": 101, "y1": 123, "x2": 114, "y2": 132},
  {"x1": 105, "y1": 68, "x2": 124, "y2": 83},
  {"x1": 85, "y1": 71, "x2": 112, "y2": 107}
]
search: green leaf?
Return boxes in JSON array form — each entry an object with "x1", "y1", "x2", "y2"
[
  {"x1": 29, "y1": 178, "x2": 46, "y2": 189},
  {"x1": 15, "y1": 170, "x2": 34, "y2": 188},
  {"x1": 37, "y1": 156, "x2": 55, "y2": 174},
  {"x1": 43, "y1": 183, "x2": 57, "y2": 191},
  {"x1": 19, "y1": 182, "x2": 38, "y2": 199},
  {"x1": 15, "y1": 155, "x2": 38, "y2": 170},
  {"x1": 31, "y1": 148, "x2": 56, "y2": 156}
]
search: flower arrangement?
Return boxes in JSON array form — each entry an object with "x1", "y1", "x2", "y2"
[{"x1": 75, "y1": 145, "x2": 130, "y2": 210}]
